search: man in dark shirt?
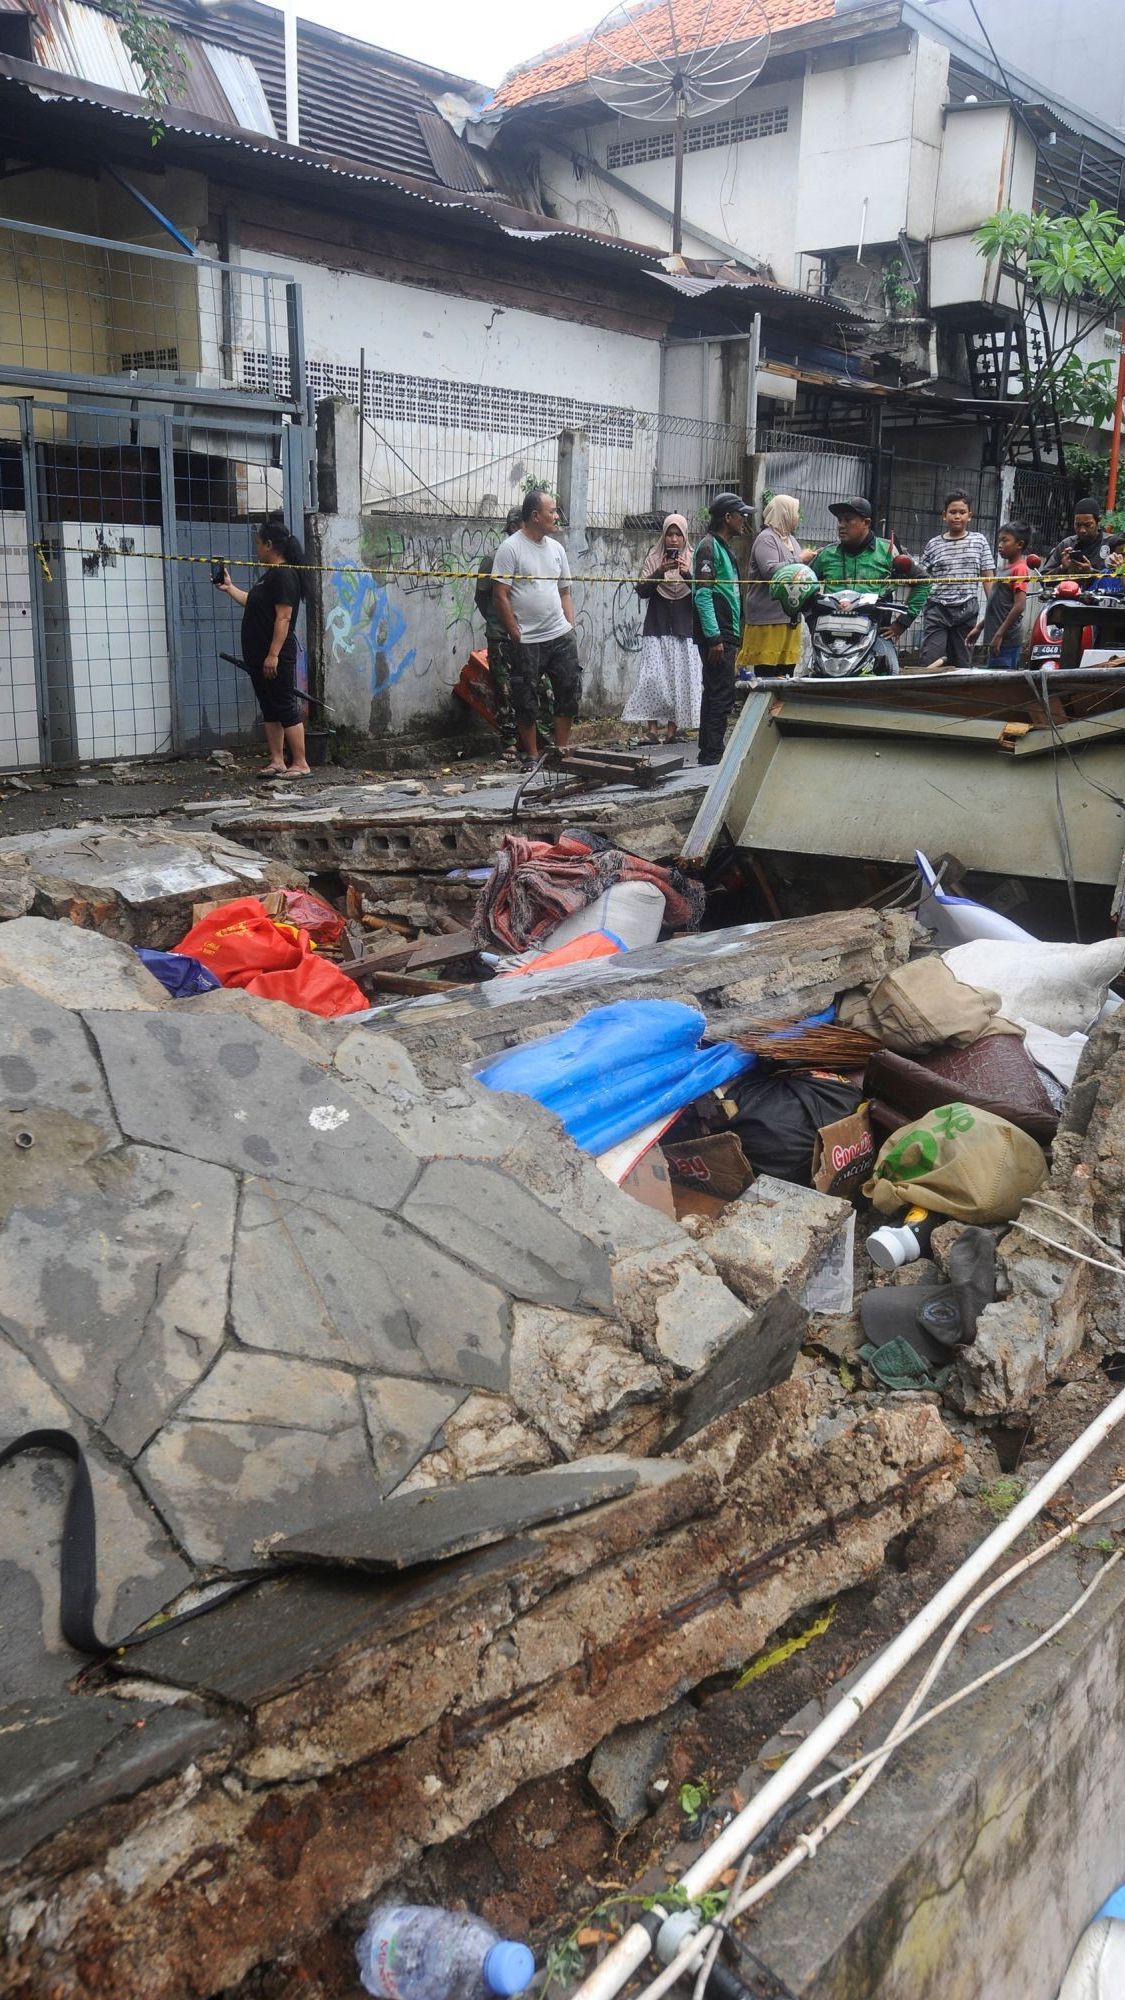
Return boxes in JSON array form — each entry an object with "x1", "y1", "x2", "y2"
[
  {"x1": 693, "y1": 491, "x2": 753, "y2": 765},
  {"x1": 1045, "y1": 499, "x2": 1114, "y2": 582}
]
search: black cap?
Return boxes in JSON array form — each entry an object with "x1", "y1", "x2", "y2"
[
  {"x1": 829, "y1": 497, "x2": 872, "y2": 521},
  {"x1": 709, "y1": 491, "x2": 754, "y2": 520}
]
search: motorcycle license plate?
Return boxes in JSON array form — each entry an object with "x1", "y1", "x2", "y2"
[{"x1": 817, "y1": 616, "x2": 868, "y2": 638}]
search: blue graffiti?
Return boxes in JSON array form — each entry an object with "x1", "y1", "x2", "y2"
[{"x1": 325, "y1": 566, "x2": 415, "y2": 695}]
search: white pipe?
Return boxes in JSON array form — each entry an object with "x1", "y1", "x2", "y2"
[
  {"x1": 571, "y1": 1380, "x2": 1125, "y2": 2000},
  {"x1": 283, "y1": 0, "x2": 300, "y2": 146}
]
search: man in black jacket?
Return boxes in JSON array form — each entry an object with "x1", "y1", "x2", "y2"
[{"x1": 693, "y1": 491, "x2": 753, "y2": 765}]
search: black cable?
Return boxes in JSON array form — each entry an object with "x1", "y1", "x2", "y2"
[{"x1": 1022, "y1": 669, "x2": 1081, "y2": 939}]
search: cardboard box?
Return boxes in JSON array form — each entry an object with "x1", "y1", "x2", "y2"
[
  {"x1": 663, "y1": 1131, "x2": 755, "y2": 1203},
  {"x1": 619, "y1": 1146, "x2": 678, "y2": 1218},
  {"x1": 812, "y1": 1103, "x2": 875, "y2": 1200}
]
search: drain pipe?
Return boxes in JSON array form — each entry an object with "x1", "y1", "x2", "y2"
[{"x1": 572, "y1": 1380, "x2": 1125, "y2": 2000}]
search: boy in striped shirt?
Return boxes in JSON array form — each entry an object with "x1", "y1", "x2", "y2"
[{"x1": 918, "y1": 491, "x2": 995, "y2": 670}]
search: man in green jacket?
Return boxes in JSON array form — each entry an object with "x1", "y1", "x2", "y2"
[
  {"x1": 811, "y1": 498, "x2": 929, "y2": 649},
  {"x1": 693, "y1": 490, "x2": 754, "y2": 764}
]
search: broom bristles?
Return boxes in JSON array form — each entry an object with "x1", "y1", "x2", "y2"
[{"x1": 732, "y1": 1019, "x2": 881, "y2": 1064}]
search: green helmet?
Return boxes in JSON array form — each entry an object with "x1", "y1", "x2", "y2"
[{"x1": 768, "y1": 561, "x2": 820, "y2": 617}]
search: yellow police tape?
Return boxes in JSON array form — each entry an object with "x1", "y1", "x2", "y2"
[{"x1": 29, "y1": 541, "x2": 1105, "y2": 592}]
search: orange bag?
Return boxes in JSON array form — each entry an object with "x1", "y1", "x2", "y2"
[
  {"x1": 501, "y1": 930, "x2": 622, "y2": 977},
  {"x1": 173, "y1": 898, "x2": 367, "y2": 1018}
]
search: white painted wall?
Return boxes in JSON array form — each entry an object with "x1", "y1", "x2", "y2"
[
  {"x1": 549, "y1": 76, "x2": 802, "y2": 275},
  {"x1": 41, "y1": 525, "x2": 172, "y2": 760},
  {"x1": 794, "y1": 40, "x2": 922, "y2": 255},
  {"x1": 0, "y1": 512, "x2": 39, "y2": 771},
  {"x1": 244, "y1": 250, "x2": 662, "y2": 413}
]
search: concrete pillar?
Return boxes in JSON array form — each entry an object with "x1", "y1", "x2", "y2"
[
  {"x1": 314, "y1": 396, "x2": 361, "y2": 519},
  {"x1": 557, "y1": 427, "x2": 590, "y2": 555}
]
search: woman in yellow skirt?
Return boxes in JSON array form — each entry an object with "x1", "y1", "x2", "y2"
[{"x1": 736, "y1": 493, "x2": 807, "y2": 678}]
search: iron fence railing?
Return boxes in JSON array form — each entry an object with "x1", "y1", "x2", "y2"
[
  {"x1": 0, "y1": 217, "x2": 303, "y2": 409},
  {"x1": 760, "y1": 429, "x2": 874, "y2": 545}
]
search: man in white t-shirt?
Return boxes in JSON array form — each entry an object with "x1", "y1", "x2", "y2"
[{"x1": 491, "y1": 489, "x2": 582, "y2": 763}]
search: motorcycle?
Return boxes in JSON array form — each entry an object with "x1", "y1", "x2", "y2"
[
  {"x1": 806, "y1": 550, "x2": 926, "y2": 679},
  {"x1": 807, "y1": 589, "x2": 904, "y2": 679}
]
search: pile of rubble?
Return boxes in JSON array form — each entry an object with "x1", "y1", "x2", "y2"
[{"x1": 2, "y1": 774, "x2": 1124, "y2": 1999}]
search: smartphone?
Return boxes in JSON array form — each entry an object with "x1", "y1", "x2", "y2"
[{"x1": 211, "y1": 560, "x2": 227, "y2": 587}]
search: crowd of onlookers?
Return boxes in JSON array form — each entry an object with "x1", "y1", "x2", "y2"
[{"x1": 473, "y1": 485, "x2": 1124, "y2": 768}]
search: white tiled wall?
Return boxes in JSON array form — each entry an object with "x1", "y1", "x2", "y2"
[
  {"x1": 41, "y1": 523, "x2": 173, "y2": 760},
  {"x1": 0, "y1": 511, "x2": 42, "y2": 771}
]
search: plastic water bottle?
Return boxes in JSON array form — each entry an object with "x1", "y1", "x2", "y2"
[{"x1": 356, "y1": 1905, "x2": 535, "y2": 2000}]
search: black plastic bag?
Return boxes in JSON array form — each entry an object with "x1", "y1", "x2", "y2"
[{"x1": 727, "y1": 1070, "x2": 864, "y2": 1186}]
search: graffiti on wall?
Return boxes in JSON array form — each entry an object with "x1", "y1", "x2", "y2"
[
  {"x1": 324, "y1": 565, "x2": 417, "y2": 698},
  {"x1": 325, "y1": 517, "x2": 654, "y2": 717}
]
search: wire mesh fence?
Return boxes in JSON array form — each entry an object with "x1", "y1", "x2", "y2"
[
  {"x1": 0, "y1": 218, "x2": 298, "y2": 402},
  {"x1": 359, "y1": 395, "x2": 747, "y2": 531},
  {"x1": 0, "y1": 395, "x2": 295, "y2": 771},
  {"x1": 881, "y1": 454, "x2": 1002, "y2": 560},
  {"x1": 1011, "y1": 465, "x2": 1073, "y2": 559}
]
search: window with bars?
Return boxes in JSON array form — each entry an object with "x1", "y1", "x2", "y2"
[
  {"x1": 240, "y1": 355, "x2": 637, "y2": 447},
  {"x1": 120, "y1": 347, "x2": 180, "y2": 371},
  {"x1": 606, "y1": 104, "x2": 789, "y2": 170}
]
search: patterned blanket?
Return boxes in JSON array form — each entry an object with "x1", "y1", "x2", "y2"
[{"x1": 473, "y1": 827, "x2": 705, "y2": 951}]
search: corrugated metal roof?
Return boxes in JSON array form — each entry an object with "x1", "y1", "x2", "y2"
[
  {"x1": 18, "y1": 0, "x2": 276, "y2": 132},
  {"x1": 0, "y1": 51, "x2": 667, "y2": 269},
  {"x1": 136, "y1": 0, "x2": 488, "y2": 186},
  {"x1": 648, "y1": 268, "x2": 865, "y2": 313}
]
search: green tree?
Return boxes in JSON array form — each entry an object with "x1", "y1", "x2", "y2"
[
  {"x1": 108, "y1": 0, "x2": 186, "y2": 142},
  {"x1": 974, "y1": 203, "x2": 1125, "y2": 447}
]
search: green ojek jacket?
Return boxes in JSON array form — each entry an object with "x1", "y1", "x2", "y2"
[{"x1": 811, "y1": 533, "x2": 930, "y2": 624}]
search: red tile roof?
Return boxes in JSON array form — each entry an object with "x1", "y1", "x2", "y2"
[{"x1": 494, "y1": 0, "x2": 835, "y2": 109}]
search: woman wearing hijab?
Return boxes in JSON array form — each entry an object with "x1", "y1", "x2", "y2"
[
  {"x1": 622, "y1": 513, "x2": 699, "y2": 743},
  {"x1": 736, "y1": 493, "x2": 807, "y2": 678}
]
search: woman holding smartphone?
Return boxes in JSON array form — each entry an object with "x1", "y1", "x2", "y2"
[
  {"x1": 215, "y1": 519, "x2": 311, "y2": 777},
  {"x1": 622, "y1": 512, "x2": 699, "y2": 743}
]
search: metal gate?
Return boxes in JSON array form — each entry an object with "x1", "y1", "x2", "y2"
[{"x1": 0, "y1": 394, "x2": 306, "y2": 771}]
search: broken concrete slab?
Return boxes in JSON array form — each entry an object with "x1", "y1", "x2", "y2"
[
  {"x1": 0, "y1": 916, "x2": 169, "y2": 1010},
  {"x1": 269, "y1": 1463, "x2": 641, "y2": 1571},
  {"x1": 0, "y1": 1341, "x2": 192, "y2": 1699},
  {"x1": 698, "y1": 1175, "x2": 855, "y2": 1314},
  {"x1": 508, "y1": 1305, "x2": 666, "y2": 1456},
  {"x1": 208, "y1": 780, "x2": 709, "y2": 883},
  {"x1": 0, "y1": 822, "x2": 304, "y2": 945},
  {"x1": 136, "y1": 1414, "x2": 378, "y2": 1571},
  {"x1": 369, "y1": 909, "x2": 915, "y2": 1091},
  {"x1": 0, "y1": 983, "x2": 120, "y2": 1153},
  {"x1": 0, "y1": 1379, "x2": 957, "y2": 1999},
  {"x1": 391, "y1": 1391, "x2": 555, "y2": 1488},
  {"x1": 666, "y1": 1292, "x2": 809, "y2": 1446},
  {"x1": 0, "y1": 1144, "x2": 236, "y2": 1458},
  {"x1": 587, "y1": 1699, "x2": 695, "y2": 1833},
  {"x1": 231, "y1": 1181, "x2": 512, "y2": 1389},
  {"x1": 85, "y1": 1009, "x2": 419, "y2": 1208},
  {"x1": 401, "y1": 1158, "x2": 615, "y2": 1312},
  {"x1": 612, "y1": 1242, "x2": 752, "y2": 1374},
  {"x1": 0, "y1": 1692, "x2": 239, "y2": 1870}
]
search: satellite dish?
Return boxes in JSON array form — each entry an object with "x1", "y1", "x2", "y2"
[{"x1": 585, "y1": 0, "x2": 772, "y2": 257}]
